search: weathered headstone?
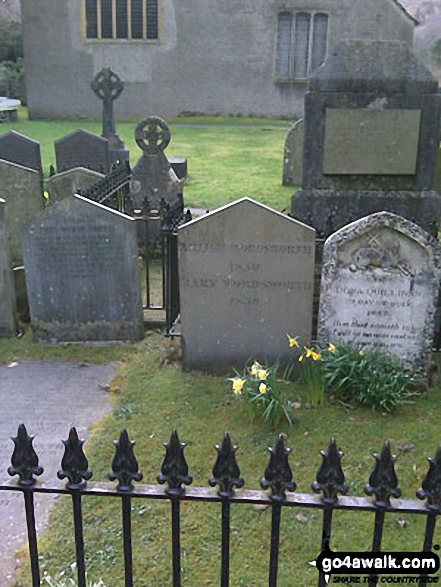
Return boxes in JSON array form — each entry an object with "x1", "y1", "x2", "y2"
[
  {"x1": 0, "y1": 159, "x2": 44, "y2": 262},
  {"x1": 318, "y1": 212, "x2": 441, "y2": 371},
  {"x1": 22, "y1": 195, "x2": 143, "y2": 342},
  {"x1": 91, "y1": 67, "x2": 129, "y2": 165},
  {"x1": 291, "y1": 40, "x2": 441, "y2": 238},
  {"x1": 0, "y1": 199, "x2": 16, "y2": 337},
  {"x1": 179, "y1": 198, "x2": 316, "y2": 371},
  {"x1": 130, "y1": 117, "x2": 182, "y2": 210},
  {"x1": 282, "y1": 118, "x2": 303, "y2": 186},
  {"x1": 0, "y1": 130, "x2": 42, "y2": 172},
  {"x1": 55, "y1": 129, "x2": 110, "y2": 173},
  {"x1": 48, "y1": 167, "x2": 105, "y2": 203},
  {"x1": 167, "y1": 157, "x2": 188, "y2": 180}
]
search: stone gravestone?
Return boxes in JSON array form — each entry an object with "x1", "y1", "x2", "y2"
[
  {"x1": 291, "y1": 40, "x2": 441, "y2": 238},
  {"x1": 48, "y1": 167, "x2": 105, "y2": 203},
  {"x1": 0, "y1": 130, "x2": 42, "y2": 173},
  {"x1": 22, "y1": 195, "x2": 143, "y2": 342},
  {"x1": 0, "y1": 159, "x2": 44, "y2": 263},
  {"x1": 55, "y1": 129, "x2": 110, "y2": 173},
  {"x1": 179, "y1": 197, "x2": 316, "y2": 371},
  {"x1": 282, "y1": 118, "x2": 303, "y2": 186},
  {"x1": 0, "y1": 199, "x2": 16, "y2": 337},
  {"x1": 318, "y1": 212, "x2": 441, "y2": 372},
  {"x1": 91, "y1": 67, "x2": 129, "y2": 165},
  {"x1": 130, "y1": 116, "x2": 182, "y2": 211}
]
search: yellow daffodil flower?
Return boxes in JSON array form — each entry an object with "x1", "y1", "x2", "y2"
[
  {"x1": 259, "y1": 383, "x2": 267, "y2": 394},
  {"x1": 359, "y1": 350, "x2": 365, "y2": 356},
  {"x1": 232, "y1": 378, "x2": 245, "y2": 395},
  {"x1": 287, "y1": 334, "x2": 300, "y2": 348},
  {"x1": 298, "y1": 354, "x2": 304, "y2": 362},
  {"x1": 258, "y1": 369, "x2": 268, "y2": 380},
  {"x1": 328, "y1": 343, "x2": 337, "y2": 353},
  {"x1": 250, "y1": 361, "x2": 261, "y2": 376},
  {"x1": 311, "y1": 351, "x2": 322, "y2": 361},
  {"x1": 304, "y1": 347, "x2": 313, "y2": 358}
]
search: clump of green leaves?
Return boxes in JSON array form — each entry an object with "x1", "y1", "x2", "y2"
[
  {"x1": 41, "y1": 564, "x2": 106, "y2": 587},
  {"x1": 321, "y1": 343, "x2": 422, "y2": 412},
  {"x1": 229, "y1": 360, "x2": 295, "y2": 426}
]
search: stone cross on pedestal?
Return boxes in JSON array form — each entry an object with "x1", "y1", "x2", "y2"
[
  {"x1": 135, "y1": 116, "x2": 171, "y2": 154},
  {"x1": 91, "y1": 67, "x2": 129, "y2": 165}
]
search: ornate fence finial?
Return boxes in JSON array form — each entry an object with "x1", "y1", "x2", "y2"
[
  {"x1": 417, "y1": 445, "x2": 441, "y2": 511},
  {"x1": 57, "y1": 427, "x2": 92, "y2": 490},
  {"x1": 8, "y1": 424, "x2": 43, "y2": 486},
  {"x1": 365, "y1": 441, "x2": 401, "y2": 507},
  {"x1": 312, "y1": 438, "x2": 348, "y2": 503},
  {"x1": 208, "y1": 433, "x2": 244, "y2": 498},
  {"x1": 108, "y1": 429, "x2": 143, "y2": 492},
  {"x1": 260, "y1": 434, "x2": 296, "y2": 501},
  {"x1": 157, "y1": 430, "x2": 193, "y2": 496}
]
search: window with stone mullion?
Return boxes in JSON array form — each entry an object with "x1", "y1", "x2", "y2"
[
  {"x1": 293, "y1": 12, "x2": 311, "y2": 79},
  {"x1": 276, "y1": 12, "x2": 293, "y2": 77},
  {"x1": 116, "y1": 0, "x2": 128, "y2": 38},
  {"x1": 311, "y1": 13, "x2": 328, "y2": 73},
  {"x1": 85, "y1": 0, "x2": 98, "y2": 38},
  {"x1": 101, "y1": 0, "x2": 113, "y2": 38}
]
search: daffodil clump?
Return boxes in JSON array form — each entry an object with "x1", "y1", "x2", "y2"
[
  {"x1": 230, "y1": 360, "x2": 294, "y2": 426},
  {"x1": 287, "y1": 334, "x2": 326, "y2": 406}
]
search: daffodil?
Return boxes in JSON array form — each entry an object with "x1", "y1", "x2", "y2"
[
  {"x1": 311, "y1": 351, "x2": 322, "y2": 361},
  {"x1": 258, "y1": 369, "x2": 268, "y2": 380},
  {"x1": 250, "y1": 361, "x2": 261, "y2": 376},
  {"x1": 232, "y1": 378, "x2": 245, "y2": 395},
  {"x1": 359, "y1": 350, "x2": 365, "y2": 356},
  {"x1": 298, "y1": 354, "x2": 304, "y2": 362},
  {"x1": 304, "y1": 346, "x2": 313, "y2": 358},
  {"x1": 328, "y1": 343, "x2": 337, "y2": 353},
  {"x1": 259, "y1": 382, "x2": 267, "y2": 394},
  {"x1": 287, "y1": 334, "x2": 300, "y2": 348}
]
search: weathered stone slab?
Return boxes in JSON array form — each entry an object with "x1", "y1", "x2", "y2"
[
  {"x1": 168, "y1": 157, "x2": 188, "y2": 180},
  {"x1": 0, "y1": 130, "x2": 42, "y2": 172},
  {"x1": 0, "y1": 199, "x2": 16, "y2": 337},
  {"x1": 55, "y1": 129, "x2": 110, "y2": 173},
  {"x1": 48, "y1": 167, "x2": 105, "y2": 203},
  {"x1": 323, "y1": 109, "x2": 421, "y2": 175},
  {"x1": 318, "y1": 212, "x2": 441, "y2": 371},
  {"x1": 0, "y1": 159, "x2": 44, "y2": 262},
  {"x1": 22, "y1": 195, "x2": 143, "y2": 342},
  {"x1": 283, "y1": 118, "x2": 303, "y2": 186},
  {"x1": 179, "y1": 198, "x2": 316, "y2": 371}
]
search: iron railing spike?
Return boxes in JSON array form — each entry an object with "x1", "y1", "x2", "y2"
[
  {"x1": 157, "y1": 430, "x2": 192, "y2": 495},
  {"x1": 312, "y1": 437, "x2": 348, "y2": 503},
  {"x1": 417, "y1": 444, "x2": 441, "y2": 510},
  {"x1": 108, "y1": 428, "x2": 143, "y2": 492},
  {"x1": 7, "y1": 424, "x2": 43, "y2": 486},
  {"x1": 57, "y1": 427, "x2": 92, "y2": 490},
  {"x1": 365, "y1": 441, "x2": 401, "y2": 507},
  {"x1": 260, "y1": 434, "x2": 296, "y2": 501},
  {"x1": 208, "y1": 432, "x2": 244, "y2": 497}
]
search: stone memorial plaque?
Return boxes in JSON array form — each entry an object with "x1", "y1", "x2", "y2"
[
  {"x1": 22, "y1": 195, "x2": 143, "y2": 342},
  {"x1": 318, "y1": 212, "x2": 441, "y2": 371},
  {"x1": 55, "y1": 129, "x2": 110, "y2": 173},
  {"x1": 0, "y1": 131, "x2": 42, "y2": 173},
  {"x1": 48, "y1": 167, "x2": 105, "y2": 203},
  {"x1": 0, "y1": 159, "x2": 44, "y2": 262},
  {"x1": 179, "y1": 198, "x2": 316, "y2": 371},
  {"x1": 323, "y1": 109, "x2": 421, "y2": 175},
  {"x1": 283, "y1": 118, "x2": 303, "y2": 186},
  {"x1": 0, "y1": 199, "x2": 16, "y2": 337}
]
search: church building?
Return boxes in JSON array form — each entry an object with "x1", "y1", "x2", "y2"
[{"x1": 21, "y1": 0, "x2": 417, "y2": 119}]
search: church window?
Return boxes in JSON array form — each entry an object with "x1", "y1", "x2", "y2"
[
  {"x1": 85, "y1": 0, "x2": 159, "y2": 40},
  {"x1": 276, "y1": 11, "x2": 328, "y2": 79}
]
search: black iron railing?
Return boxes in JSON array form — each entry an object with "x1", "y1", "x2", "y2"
[
  {"x1": 77, "y1": 160, "x2": 132, "y2": 213},
  {"x1": 2, "y1": 425, "x2": 441, "y2": 587}
]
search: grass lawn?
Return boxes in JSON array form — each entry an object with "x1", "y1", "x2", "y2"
[
  {"x1": 2, "y1": 111, "x2": 441, "y2": 585},
  {"x1": 0, "y1": 107, "x2": 295, "y2": 212}
]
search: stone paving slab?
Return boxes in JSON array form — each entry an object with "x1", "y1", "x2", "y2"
[{"x1": 0, "y1": 360, "x2": 117, "y2": 587}]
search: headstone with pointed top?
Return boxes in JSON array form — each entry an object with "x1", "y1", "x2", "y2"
[
  {"x1": 282, "y1": 118, "x2": 303, "y2": 186},
  {"x1": 0, "y1": 130, "x2": 42, "y2": 173},
  {"x1": 318, "y1": 212, "x2": 441, "y2": 371},
  {"x1": 22, "y1": 195, "x2": 143, "y2": 342},
  {"x1": 55, "y1": 129, "x2": 110, "y2": 173},
  {"x1": 178, "y1": 198, "x2": 316, "y2": 372},
  {"x1": 48, "y1": 167, "x2": 105, "y2": 203},
  {"x1": 0, "y1": 199, "x2": 16, "y2": 337}
]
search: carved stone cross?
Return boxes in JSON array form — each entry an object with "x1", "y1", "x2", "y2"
[
  {"x1": 91, "y1": 67, "x2": 124, "y2": 140},
  {"x1": 135, "y1": 116, "x2": 171, "y2": 154}
]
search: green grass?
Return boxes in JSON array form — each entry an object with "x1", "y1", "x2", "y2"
[
  {"x1": 1, "y1": 107, "x2": 295, "y2": 211},
  {"x1": 11, "y1": 334, "x2": 441, "y2": 586}
]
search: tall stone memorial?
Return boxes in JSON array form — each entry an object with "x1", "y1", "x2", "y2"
[
  {"x1": 22, "y1": 195, "x2": 143, "y2": 342},
  {"x1": 318, "y1": 212, "x2": 441, "y2": 371},
  {"x1": 179, "y1": 198, "x2": 316, "y2": 371},
  {"x1": 0, "y1": 199, "x2": 16, "y2": 337},
  {"x1": 291, "y1": 40, "x2": 441, "y2": 238}
]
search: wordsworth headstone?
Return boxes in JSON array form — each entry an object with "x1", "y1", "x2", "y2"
[
  {"x1": 22, "y1": 195, "x2": 143, "y2": 342},
  {"x1": 282, "y1": 118, "x2": 303, "y2": 186},
  {"x1": 130, "y1": 116, "x2": 182, "y2": 210},
  {"x1": 0, "y1": 130, "x2": 42, "y2": 173},
  {"x1": 55, "y1": 129, "x2": 110, "y2": 173},
  {"x1": 318, "y1": 212, "x2": 441, "y2": 371},
  {"x1": 0, "y1": 159, "x2": 44, "y2": 262},
  {"x1": 179, "y1": 197, "x2": 316, "y2": 371},
  {"x1": 0, "y1": 199, "x2": 16, "y2": 337},
  {"x1": 48, "y1": 167, "x2": 105, "y2": 203}
]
